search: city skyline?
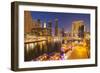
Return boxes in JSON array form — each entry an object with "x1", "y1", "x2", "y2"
[
  {"x1": 31, "y1": 11, "x2": 90, "y2": 32},
  {"x1": 24, "y1": 11, "x2": 90, "y2": 61}
]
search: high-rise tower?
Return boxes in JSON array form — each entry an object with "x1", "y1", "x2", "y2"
[
  {"x1": 37, "y1": 19, "x2": 41, "y2": 28},
  {"x1": 72, "y1": 20, "x2": 85, "y2": 38},
  {"x1": 43, "y1": 20, "x2": 46, "y2": 28},
  {"x1": 55, "y1": 18, "x2": 59, "y2": 36},
  {"x1": 24, "y1": 11, "x2": 35, "y2": 33},
  {"x1": 48, "y1": 20, "x2": 52, "y2": 36}
]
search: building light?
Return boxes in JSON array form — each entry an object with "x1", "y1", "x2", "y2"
[{"x1": 44, "y1": 21, "x2": 46, "y2": 28}]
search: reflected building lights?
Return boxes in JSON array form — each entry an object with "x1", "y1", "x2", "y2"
[{"x1": 24, "y1": 11, "x2": 90, "y2": 61}]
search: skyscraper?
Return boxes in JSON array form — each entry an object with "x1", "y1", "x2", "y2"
[
  {"x1": 43, "y1": 20, "x2": 46, "y2": 28},
  {"x1": 48, "y1": 20, "x2": 52, "y2": 36},
  {"x1": 24, "y1": 11, "x2": 35, "y2": 33},
  {"x1": 61, "y1": 27, "x2": 65, "y2": 37},
  {"x1": 37, "y1": 19, "x2": 41, "y2": 28},
  {"x1": 55, "y1": 18, "x2": 59, "y2": 36},
  {"x1": 72, "y1": 20, "x2": 85, "y2": 38}
]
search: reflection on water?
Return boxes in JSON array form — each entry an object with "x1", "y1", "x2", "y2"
[
  {"x1": 24, "y1": 40, "x2": 62, "y2": 61},
  {"x1": 24, "y1": 37, "x2": 90, "y2": 61}
]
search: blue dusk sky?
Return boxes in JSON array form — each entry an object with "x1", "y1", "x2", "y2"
[{"x1": 30, "y1": 11, "x2": 90, "y2": 32}]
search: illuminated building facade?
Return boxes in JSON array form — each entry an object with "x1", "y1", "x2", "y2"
[
  {"x1": 47, "y1": 20, "x2": 52, "y2": 36},
  {"x1": 55, "y1": 18, "x2": 59, "y2": 36},
  {"x1": 72, "y1": 20, "x2": 85, "y2": 38},
  {"x1": 24, "y1": 11, "x2": 35, "y2": 33},
  {"x1": 24, "y1": 11, "x2": 52, "y2": 36},
  {"x1": 31, "y1": 19, "x2": 52, "y2": 36}
]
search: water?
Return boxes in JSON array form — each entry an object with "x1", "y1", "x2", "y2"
[{"x1": 24, "y1": 40, "x2": 62, "y2": 61}]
